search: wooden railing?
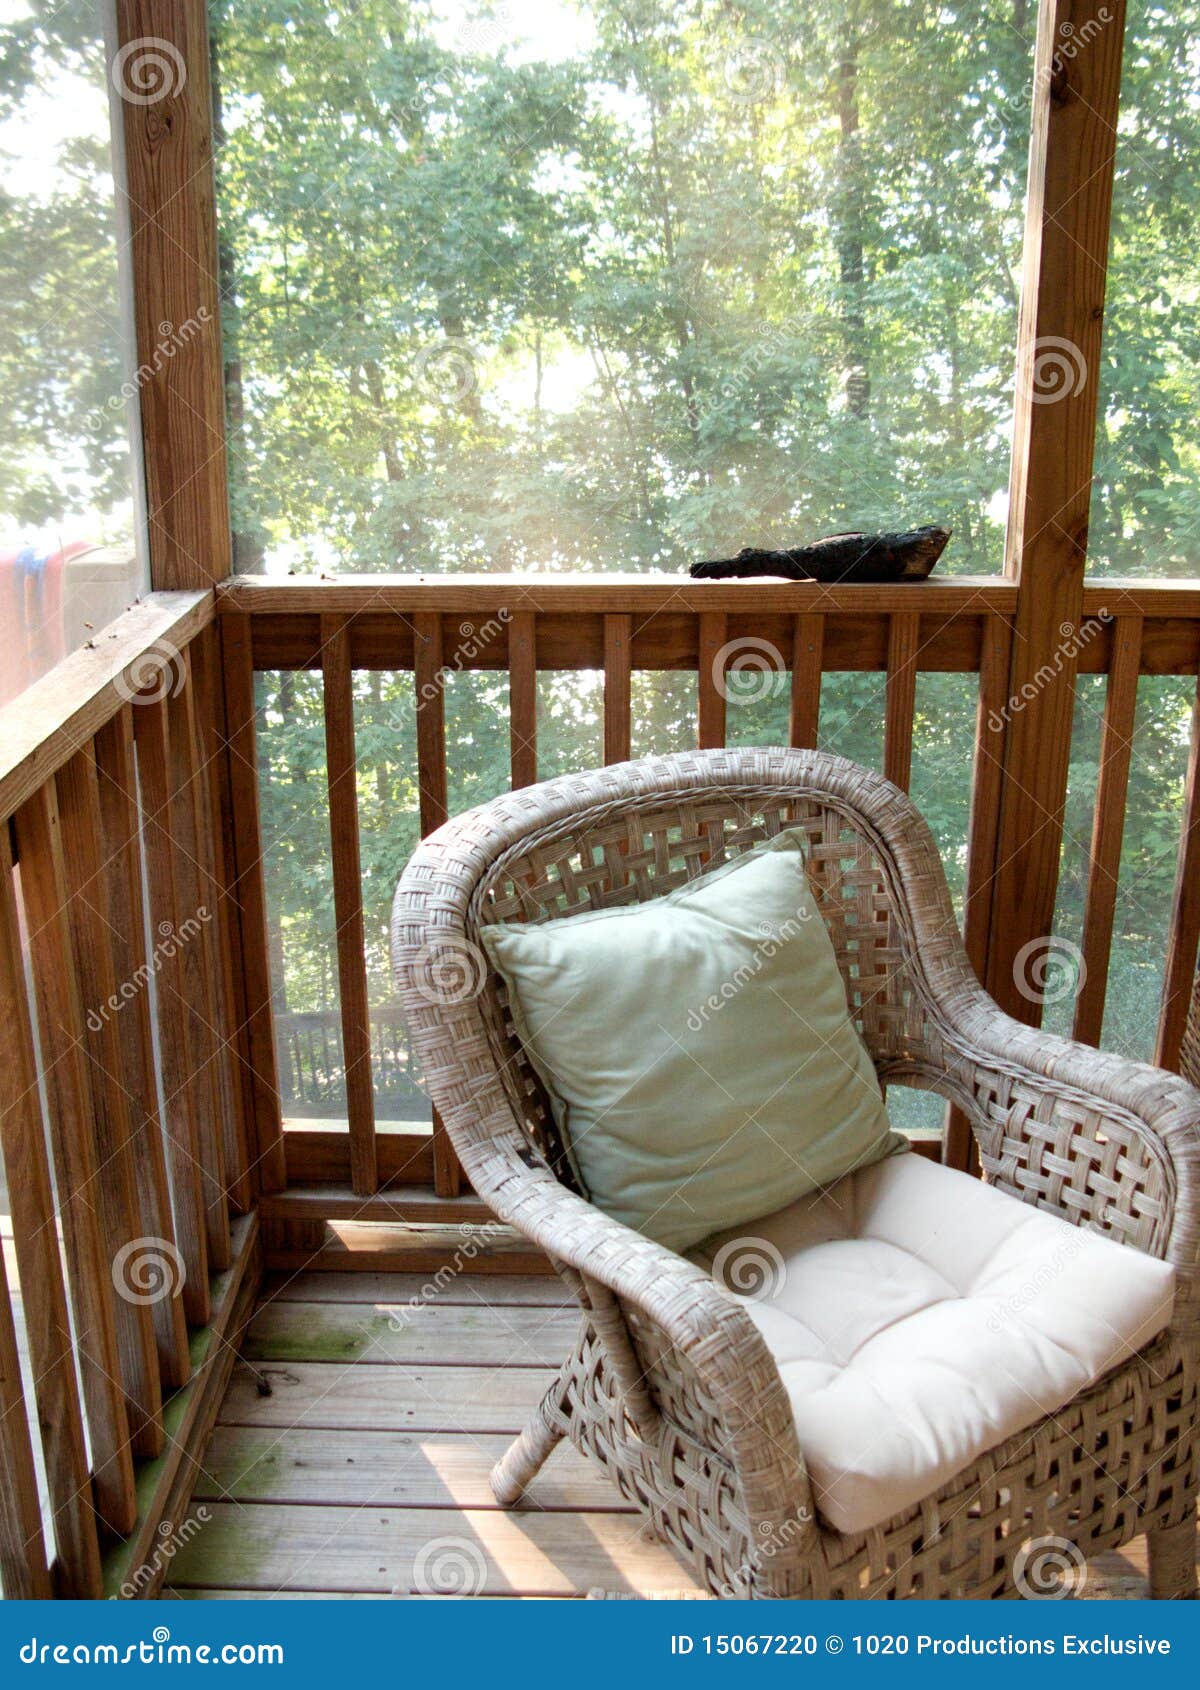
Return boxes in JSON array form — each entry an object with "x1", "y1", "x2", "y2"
[
  {"x1": 217, "y1": 570, "x2": 1200, "y2": 1208},
  {"x1": 0, "y1": 593, "x2": 259, "y2": 1598},
  {"x1": 2, "y1": 569, "x2": 1200, "y2": 1597}
]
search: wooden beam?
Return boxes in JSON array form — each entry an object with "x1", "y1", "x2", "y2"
[
  {"x1": 986, "y1": 0, "x2": 1127, "y2": 1023},
  {"x1": 220, "y1": 613, "x2": 287, "y2": 1193},
  {"x1": 603, "y1": 614, "x2": 632, "y2": 765},
  {"x1": 218, "y1": 573, "x2": 1021, "y2": 617},
  {"x1": 883, "y1": 613, "x2": 920, "y2": 791},
  {"x1": 1074, "y1": 615, "x2": 1143, "y2": 1044},
  {"x1": 789, "y1": 615, "x2": 824, "y2": 750},
  {"x1": 0, "y1": 833, "x2": 103, "y2": 1597},
  {"x1": 1156, "y1": 672, "x2": 1200, "y2": 1071},
  {"x1": 14, "y1": 784, "x2": 140, "y2": 1533},
  {"x1": 91, "y1": 711, "x2": 193, "y2": 1386},
  {"x1": 508, "y1": 612, "x2": 538, "y2": 788},
  {"x1": 0, "y1": 1225, "x2": 51, "y2": 1599},
  {"x1": 113, "y1": 2, "x2": 231, "y2": 588},
  {"x1": 0, "y1": 592, "x2": 210, "y2": 824},
  {"x1": 320, "y1": 618, "x2": 378, "y2": 1197},
  {"x1": 696, "y1": 613, "x2": 728, "y2": 750}
]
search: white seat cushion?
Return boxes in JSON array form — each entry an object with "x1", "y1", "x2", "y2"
[{"x1": 690, "y1": 1153, "x2": 1175, "y2": 1536}]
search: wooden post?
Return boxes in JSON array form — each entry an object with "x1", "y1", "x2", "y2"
[
  {"x1": 1157, "y1": 673, "x2": 1200, "y2": 1071},
  {"x1": 603, "y1": 615, "x2": 633, "y2": 765},
  {"x1": 113, "y1": 2, "x2": 231, "y2": 589},
  {"x1": 789, "y1": 616, "x2": 824, "y2": 750},
  {"x1": 321, "y1": 618, "x2": 378, "y2": 1196},
  {"x1": 1074, "y1": 615, "x2": 1143, "y2": 1044},
  {"x1": 985, "y1": 0, "x2": 1127, "y2": 1024},
  {"x1": 220, "y1": 615, "x2": 287, "y2": 1192}
]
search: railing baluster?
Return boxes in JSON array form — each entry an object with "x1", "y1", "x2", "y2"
[
  {"x1": 789, "y1": 614, "x2": 824, "y2": 750},
  {"x1": 54, "y1": 746, "x2": 165, "y2": 1455},
  {"x1": 0, "y1": 829, "x2": 102, "y2": 1597},
  {"x1": 697, "y1": 612, "x2": 727, "y2": 750},
  {"x1": 131, "y1": 703, "x2": 212, "y2": 1326},
  {"x1": 413, "y1": 614, "x2": 449, "y2": 833},
  {"x1": 165, "y1": 661, "x2": 234, "y2": 1269},
  {"x1": 1156, "y1": 670, "x2": 1200, "y2": 1070},
  {"x1": 1074, "y1": 615, "x2": 1143, "y2": 1045},
  {"x1": 92, "y1": 710, "x2": 192, "y2": 1385},
  {"x1": 0, "y1": 1210, "x2": 51, "y2": 1598},
  {"x1": 414, "y1": 613, "x2": 461, "y2": 1199},
  {"x1": 321, "y1": 616, "x2": 377, "y2": 1198},
  {"x1": 883, "y1": 613, "x2": 920, "y2": 791},
  {"x1": 963, "y1": 615, "x2": 1013, "y2": 980},
  {"x1": 188, "y1": 626, "x2": 254, "y2": 1214},
  {"x1": 950, "y1": 613, "x2": 1016, "y2": 1173},
  {"x1": 508, "y1": 611, "x2": 538, "y2": 788},
  {"x1": 603, "y1": 614, "x2": 632, "y2": 765},
  {"x1": 13, "y1": 784, "x2": 141, "y2": 1530},
  {"x1": 221, "y1": 612, "x2": 287, "y2": 1194}
]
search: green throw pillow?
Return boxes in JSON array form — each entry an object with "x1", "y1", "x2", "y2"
[{"x1": 480, "y1": 829, "x2": 905, "y2": 1252}]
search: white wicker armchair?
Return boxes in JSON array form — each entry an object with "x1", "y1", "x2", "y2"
[{"x1": 392, "y1": 748, "x2": 1199, "y2": 1599}]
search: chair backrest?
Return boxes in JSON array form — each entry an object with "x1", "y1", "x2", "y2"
[{"x1": 394, "y1": 748, "x2": 963, "y2": 1190}]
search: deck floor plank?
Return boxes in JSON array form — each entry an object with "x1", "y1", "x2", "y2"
[
  {"x1": 184, "y1": 1262, "x2": 1196, "y2": 1601},
  {"x1": 243, "y1": 1300, "x2": 579, "y2": 1368}
]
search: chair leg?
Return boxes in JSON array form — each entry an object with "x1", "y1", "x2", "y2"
[
  {"x1": 491, "y1": 1393, "x2": 565, "y2": 1507},
  {"x1": 1147, "y1": 1517, "x2": 1198, "y2": 1600}
]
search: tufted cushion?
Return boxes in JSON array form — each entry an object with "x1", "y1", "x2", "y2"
[{"x1": 690, "y1": 1153, "x2": 1175, "y2": 1536}]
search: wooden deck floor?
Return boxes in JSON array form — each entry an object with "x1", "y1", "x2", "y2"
[{"x1": 168, "y1": 1267, "x2": 1194, "y2": 1601}]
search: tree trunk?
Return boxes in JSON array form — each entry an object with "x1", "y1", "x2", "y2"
[{"x1": 836, "y1": 25, "x2": 870, "y2": 418}]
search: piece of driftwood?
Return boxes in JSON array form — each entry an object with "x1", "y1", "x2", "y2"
[{"x1": 690, "y1": 525, "x2": 950, "y2": 584}]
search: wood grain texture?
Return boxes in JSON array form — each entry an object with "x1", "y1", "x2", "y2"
[
  {"x1": 0, "y1": 1223, "x2": 50, "y2": 1598},
  {"x1": 0, "y1": 592, "x2": 210, "y2": 824},
  {"x1": 216, "y1": 1358, "x2": 552, "y2": 1433},
  {"x1": 13, "y1": 784, "x2": 140, "y2": 1532},
  {"x1": 92, "y1": 711, "x2": 192, "y2": 1387},
  {"x1": 320, "y1": 618, "x2": 377, "y2": 1196},
  {"x1": 130, "y1": 704, "x2": 211, "y2": 1327},
  {"x1": 883, "y1": 613, "x2": 920, "y2": 791},
  {"x1": 789, "y1": 614, "x2": 824, "y2": 749},
  {"x1": 54, "y1": 746, "x2": 166, "y2": 1454},
  {"x1": 0, "y1": 833, "x2": 102, "y2": 1597},
  {"x1": 987, "y1": 0, "x2": 1128, "y2": 1022},
  {"x1": 603, "y1": 614, "x2": 632, "y2": 764},
  {"x1": 187, "y1": 626, "x2": 254, "y2": 1213},
  {"x1": 284, "y1": 1126, "x2": 434, "y2": 1187},
  {"x1": 240, "y1": 1299, "x2": 578, "y2": 1367},
  {"x1": 508, "y1": 611, "x2": 538, "y2": 788},
  {"x1": 1156, "y1": 671, "x2": 1200, "y2": 1070},
  {"x1": 100, "y1": 1216, "x2": 261, "y2": 1601},
  {"x1": 220, "y1": 613, "x2": 286, "y2": 1193},
  {"x1": 413, "y1": 613, "x2": 449, "y2": 834},
  {"x1": 168, "y1": 1500, "x2": 701, "y2": 1596},
  {"x1": 696, "y1": 612, "x2": 728, "y2": 750},
  {"x1": 220, "y1": 573, "x2": 1020, "y2": 616},
  {"x1": 167, "y1": 665, "x2": 233, "y2": 1268},
  {"x1": 193, "y1": 1427, "x2": 620, "y2": 1511},
  {"x1": 113, "y1": 1, "x2": 230, "y2": 588},
  {"x1": 1074, "y1": 615, "x2": 1143, "y2": 1044}
]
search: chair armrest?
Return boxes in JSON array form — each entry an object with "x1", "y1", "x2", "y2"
[
  {"x1": 912, "y1": 965, "x2": 1200, "y2": 1314},
  {"x1": 455, "y1": 1126, "x2": 817, "y2": 1550}
]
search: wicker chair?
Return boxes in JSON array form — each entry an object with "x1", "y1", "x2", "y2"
[{"x1": 392, "y1": 748, "x2": 1200, "y2": 1599}]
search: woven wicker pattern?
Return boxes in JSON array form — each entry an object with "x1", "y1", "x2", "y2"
[{"x1": 393, "y1": 748, "x2": 1200, "y2": 1599}]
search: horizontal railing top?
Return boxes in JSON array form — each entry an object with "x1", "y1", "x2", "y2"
[
  {"x1": 0, "y1": 591, "x2": 212, "y2": 825},
  {"x1": 218, "y1": 572, "x2": 1200, "y2": 618}
]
